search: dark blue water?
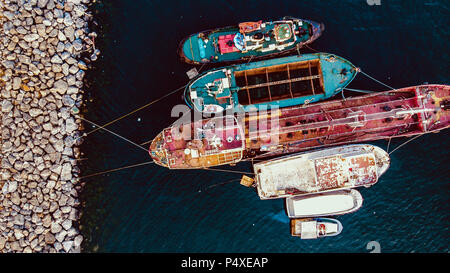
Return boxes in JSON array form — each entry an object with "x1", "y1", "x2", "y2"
[{"x1": 79, "y1": 0, "x2": 449, "y2": 252}]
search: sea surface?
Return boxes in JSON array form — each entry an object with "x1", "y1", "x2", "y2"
[{"x1": 79, "y1": 0, "x2": 449, "y2": 252}]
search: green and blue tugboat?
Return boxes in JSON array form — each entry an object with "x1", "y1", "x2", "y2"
[
  {"x1": 178, "y1": 17, "x2": 324, "y2": 65},
  {"x1": 184, "y1": 53, "x2": 358, "y2": 113}
]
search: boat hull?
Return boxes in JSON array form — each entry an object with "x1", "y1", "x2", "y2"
[
  {"x1": 290, "y1": 218, "x2": 343, "y2": 239},
  {"x1": 185, "y1": 53, "x2": 358, "y2": 113},
  {"x1": 149, "y1": 84, "x2": 450, "y2": 169},
  {"x1": 179, "y1": 17, "x2": 324, "y2": 65},
  {"x1": 254, "y1": 144, "x2": 390, "y2": 200},
  {"x1": 285, "y1": 189, "x2": 363, "y2": 218}
]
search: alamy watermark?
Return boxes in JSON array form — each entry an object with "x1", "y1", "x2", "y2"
[
  {"x1": 366, "y1": 241, "x2": 381, "y2": 253},
  {"x1": 169, "y1": 104, "x2": 282, "y2": 145}
]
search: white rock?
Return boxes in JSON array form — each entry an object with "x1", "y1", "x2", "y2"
[
  {"x1": 51, "y1": 222, "x2": 62, "y2": 234},
  {"x1": 14, "y1": 229, "x2": 25, "y2": 240},
  {"x1": 65, "y1": 117, "x2": 77, "y2": 133},
  {"x1": 62, "y1": 95, "x2": 75, "y2": 106},
  {"x1": 29, "y1": 108, "x2": 43, "y2": 117},
  {"x1": 54, "y1": 139, "x2": 64, "y2": 152},
  {"x1": 72, "y1": 39, "x2": 83, "y2": 51},
  {"x1": 67, "y1": 86, "x2": 78, "y2": 94},
  {"x1": 13, "y1": 77, "x2": 22, "y2": 90},
  {"x1": 58, "y1": 31, "x2": 67, "y2": 41},
  {"x1": 60, "y1": 163, "x2": 72, "y2": 181},
  {"x1": 53, "y1": 79, "x2": 68, "y2": 94},
  {"x1": 23, "y1": 34, "x2": 40, "y2": 42},
  {"x1": 62, "y1": 241, "x2": 73, "y2": 252},
  {"x1": 61, "y1": 219, "x2": 72, "y2": 230},
  {"x1": 51, "y1": 55, "x2": 63, "y2": 64},
  {"x1": 2, "y1": 60, "x2": 15, "y2": 69},
  {"x1": 2, "y1": 100, "x2": 13, "y2": 112},
  {"x1": 46, "y1": 180, "x2": 56, "y2": 189},
  {"x1": 55, "y1": 230, "x2": 67, "y2": 242},
  {"x1": 64, "y1": 14, "x2": 73, "y2": 26},
  {"x1": 38, "y1": 0, "x2": 49, "y2": 8},
  {"x1": 43, "y1": 19, "x2": 52, "y2": 26},
  {"x1": 54, "y1": 242, "x2": 63, "y2": 251},
  {"x1": 13, "y1": 215, "x2": 24, "y2": 226},
  {"x1": 73, "y1": 235, "x2": 83, "y2": 247},
  {"x1": 7, "y1": 181, "x2": 18, "y2": 193}
]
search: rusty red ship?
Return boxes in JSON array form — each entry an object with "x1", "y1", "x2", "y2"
[{"x1": 149, "y1": 84, "x2": 450, "y2": 169}]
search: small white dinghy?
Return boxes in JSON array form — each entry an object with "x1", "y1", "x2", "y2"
[
  {"x1": 285, "y1": 189, "x2": 363, "y2": 218},
  {"x1": 290, "y1": 218, "x2": 343, "y2": 239}
]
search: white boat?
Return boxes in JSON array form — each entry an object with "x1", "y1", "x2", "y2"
[
  {"x1": 290, "y1": 218, "x2": 343, "y2": 239},
  {"x1": 254, "y1": 144, "x2": 390, "y2": 200},
  {"x1": 285, "y1": 189, "x2": 363, "y2": 218}
]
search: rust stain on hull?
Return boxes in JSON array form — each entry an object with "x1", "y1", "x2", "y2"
[
  {"x1": 150, "y1": 84, "x2": 450, "y2": 169},
  {"x1": 253, "y1": 144, "x2": 389, "y2": 199}
]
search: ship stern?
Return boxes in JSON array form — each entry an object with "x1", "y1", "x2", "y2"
[{"x1": 149, "y1": 131, "x2": 169, "y2": 168}]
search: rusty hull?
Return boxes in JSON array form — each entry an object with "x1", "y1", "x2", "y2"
[
  {"x1": 253, "y1": 144, "x2": 389, "y2": 199},
  {"x1": 149, "y1": 84, "x2": 450, "y2": 169}
]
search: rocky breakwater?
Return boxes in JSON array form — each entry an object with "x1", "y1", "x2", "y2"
[{"x1": 0, "y1": 0, "x2": 97, "y2": 252}]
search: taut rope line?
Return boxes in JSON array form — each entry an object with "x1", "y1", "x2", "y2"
[
  {"x1": 359, "y1": 70, "x2": 396, "y2": 91},
  {"x1": 388, "y1": 133, "x2": 426, "y2": 155},
  {"x1": 344, "y1": 87, "x2": 377, "y2": 94},
  {"x1": 79, "y1": 161, "x2": 154, "y2": 180},
  {"x1": 76, "y1": 84, "x2": 187, "y2": 142},
  {"x1": 202, "y1": 168, "x2": 254, "y2": 176},
  {"x1": 79, "y1": 117, "x2": 149, "y2": 153}
]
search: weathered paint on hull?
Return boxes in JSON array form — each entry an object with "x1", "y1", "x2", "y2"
[
  {"x1": 185, "y1": 53, "x2": 358, "y2": 113},
  {"x1": 149, "y1": 84, "x2": 450, "y2": 169},
  {"x1": 253, "y1": 144, "x2": 390, "y2": 200},
  {"x1": 179, "y1": 17, "x2": 324, "y2": 65}
]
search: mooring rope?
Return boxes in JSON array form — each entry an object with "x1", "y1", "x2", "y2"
[
  {"x1": 79, "y1": 162, "x2": 252, "y2": 181},
  {"x1": 305, "y1": 44, "x2": 319, "y2": 53},
  {"x1": 79, "y1": 117, "x2": 149, "y2": 153},
  {"x1": 246, "y1": 55, "x2": 254, "y2": 64},
  {"x1": 76, "y1": 84, "x2": 187, "y2": 142},
  {"x1": 305, "y1": 44, "x2": 394, "y2": 96},
  {"x1": 202, "y1": 167, "x2": 254, "y2": 176},
  {"x1": 197, "y1": 62, "x2": 207, "y2": 74},
  {"x1": 386, "y1": 137, "x2": 392, "y2": 153},
  {"x1": 78, "y1": 160, "x2": 154, "y2": 180},
  {"x1": 388, "y1": 133, "x2": 426, "y2": 155},
  {"x1": 360, "y1": 70, "x2": 396, "y2": 90},
  {"x1": 139, "y1": 107, "x2": 192, "y2": 146},
  {"x1": 344, "y1": 87, "x2": 377, "y2": 93},
  {"x1": 139, "y1": 139, "x2": 153, "y2": 146},
  {"x1": 197, "y1": 178, "x2": 242, "y2": 193}
]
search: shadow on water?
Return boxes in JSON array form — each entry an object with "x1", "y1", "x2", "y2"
[{"x1": 78, "y1": 0, "x2": 449, "y2": 252}]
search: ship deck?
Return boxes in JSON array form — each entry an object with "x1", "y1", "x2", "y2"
[
  {"x1": 254, "y1": 145, "x2": 383, "y2": 199},
  {"x1": 187, "y1": 53, "x2": 357, "y2": 113},
  {"x1": 244, "y1": 85, "x2": 450, "y2": 157},
  {"x1": 152, "y1": 116, "x2": 245, "y2": 169},
  {"x1": 181, "y1": 20, "x2": 312, "y2": 63},
  {"x1": 150, "y1": 85, "x2": 449, "y2": 169}
]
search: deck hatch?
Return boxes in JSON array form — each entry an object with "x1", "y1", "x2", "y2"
[{"x1": 235, "y1": 60, "x2": 324, "y2": 105}]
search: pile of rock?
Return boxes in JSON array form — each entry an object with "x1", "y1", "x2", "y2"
[{"x1": 0, "y1": 0, "x2": 97, "y2": 252}]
